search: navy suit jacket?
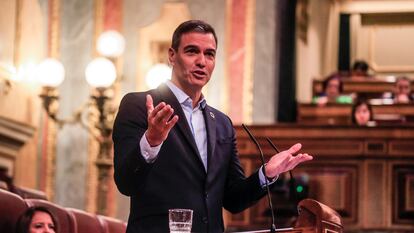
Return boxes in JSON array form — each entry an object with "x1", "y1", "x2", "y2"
[{"x1": 112, "y1": 84, "x2": 268, "y2": 233}]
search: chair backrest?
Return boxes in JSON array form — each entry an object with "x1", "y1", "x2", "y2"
[
  {"x1": 98, "y1": 215, "x2": 127, "y2": 233},
  {"x1": 67, "y1": 208, "x2": 106, "y2": 233},
  {"x1": 25, "y1": 199, "x2": 77, "y2": 233},
  {"x1": 14, "y1": 186, "x2": 48, "y2": 200},
  {"x1": 0, "y1": 189, "x2": 28, "y2": 233}
]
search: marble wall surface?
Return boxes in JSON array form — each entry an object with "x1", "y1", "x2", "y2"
[{"x1": 55, "y1": 0, "x2": 94, "y2": 209}]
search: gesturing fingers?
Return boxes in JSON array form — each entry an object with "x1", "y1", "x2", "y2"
[
  {"x1": 145, "y1": 96, "x2": 179, "y2": 146},
  {"x1": 286, "y1": 153, "x2": 313, "y2": 170},
  {"x1": 265, "y1": 144, "x2": 313, "y2": 178},
  {"x1": 146, "y1": 94, "x2": 154, "y2": 115},
  {"x1": 287, "y1": 143, "x2": 302, "y2": 155}
]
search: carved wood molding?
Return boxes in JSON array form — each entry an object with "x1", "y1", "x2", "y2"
[{"x1": 0, "y1": 115, "x2": 35, "y2": 158}]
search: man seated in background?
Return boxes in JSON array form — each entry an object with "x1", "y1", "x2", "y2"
[
  {"x1": 312, "y1": 73, "x2": 354, "y2": 106},
  {"x1": 382, "y1": 76, "x2": 413, "y2": 104},
  {"x1": 392, "y1": 76, "x2": 413, "y2": 103},
  {"x1": 349, "y1": 60, "x2": 373, "y2": 80}
]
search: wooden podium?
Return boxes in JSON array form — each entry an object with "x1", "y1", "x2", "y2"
[{"x1": 233, "y1": 199, "x2": 343, "y2": 233}]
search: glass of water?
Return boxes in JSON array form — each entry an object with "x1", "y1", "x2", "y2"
[{"x1": 168, "y1": 208, "x2": 193, "y2": 233}]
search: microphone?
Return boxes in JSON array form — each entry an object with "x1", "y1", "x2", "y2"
[{"x1": 241, "y1": 124, "x2": 276, "y2": 233}]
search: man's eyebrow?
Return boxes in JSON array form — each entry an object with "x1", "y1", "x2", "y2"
[
  {"x1": 183, "y1": 44, "x2": 198, "y2": 50},
  {"x1": 182, "y1": 45, "x2": 216, "y2": 54}
]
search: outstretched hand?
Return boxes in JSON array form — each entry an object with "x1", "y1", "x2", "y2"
[
  {"x1": 145, "y1": 94, "x2": 179, "y2": 146},
  {"x1": 264, "y1": 143, "x2": 313, "y2": 179}
]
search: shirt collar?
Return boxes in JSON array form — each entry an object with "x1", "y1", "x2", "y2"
[{"x1": 165, "y1": 80, "x2": 206, "y2": 109}]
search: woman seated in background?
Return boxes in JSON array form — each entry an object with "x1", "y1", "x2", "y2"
[
  {"x1": 351, "y1": 100, "x2": 375, "y2": 126},
  {"x1": 313, "y1": 73, "x2": 354, "y2": 106},
  {"x1": 16, "y1": 206, "x2": 58, "y2": 233}
]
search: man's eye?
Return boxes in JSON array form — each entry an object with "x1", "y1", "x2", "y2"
[{"x1": 206, "y1": 52, "x2": 215, "y2": 58}]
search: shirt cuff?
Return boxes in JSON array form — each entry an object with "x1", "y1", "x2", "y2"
[
  {"x1": 259, "y1": 165, "x2": 278, "y2": 188},
  {"x1": 139, "y1": 131, "x2": 162, "y2": 163}
]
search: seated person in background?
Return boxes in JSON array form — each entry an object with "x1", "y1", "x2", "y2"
[
  {"x1": 350, "y1": 60, "x2": 372, "y2": 80},
  {"x1": 16, "y1": 206, "x2": 58, "y2": 233},
  {"x1": 351, "y1": 100, "x2": 375, "y2": 126},
  {"x1": 313, "y1": 73, "x2": 353, "y2": 106},
  {"x1": 393, "y1": 76, "x2": 413, "y2": 104}
]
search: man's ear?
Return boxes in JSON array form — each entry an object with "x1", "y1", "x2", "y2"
[{"x1": 168, "y1": 48, "x2": 175, "y2": 66}]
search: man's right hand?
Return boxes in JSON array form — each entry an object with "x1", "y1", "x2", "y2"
[{"x1": 145, "y1": 94, "x2": 179, "y2": 147}]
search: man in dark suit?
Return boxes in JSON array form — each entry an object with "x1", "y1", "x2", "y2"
[{"x1": 113, "y1": 20, "x2": 312, "y2": 233}]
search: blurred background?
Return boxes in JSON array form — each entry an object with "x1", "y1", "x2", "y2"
[{"x1": 1, "y1": 0, "x2": 414, "y2": 232}]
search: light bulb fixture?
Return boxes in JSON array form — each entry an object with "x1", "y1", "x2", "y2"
[
  {"x1": 96, "y1": 30, "x2": 125, "y2": 58},
  {"x1": 145, "y1": 63, "x2": 172, "y2": 89},
  {"x1": 37, "y1": 58, "x2": 66, "y2": 123},
  {"x1": 36, "y1": 58, "x2": 65, "y2": 87},
  {"x1": 85, "y1": 57, "x2": 117, "y2": 88}
]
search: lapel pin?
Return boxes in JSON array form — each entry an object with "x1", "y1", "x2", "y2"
[{"x1": 210, "y1": 112, "x2": 215, "y2": 119}]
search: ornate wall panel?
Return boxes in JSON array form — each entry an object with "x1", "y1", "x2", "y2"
[
  {"x1": 230, "y1": 125, "x2": 414, "y2": 232},
  {"x1": 392, "y1": 163, "x2": 414, "y2": 225}
]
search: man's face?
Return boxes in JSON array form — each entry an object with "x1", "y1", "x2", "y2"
[
  {"x1": 169, "y1": 32, "x2": 216, "y2": 93},
  {"x1": 396, "y1": 79, "x2": 411, "y2": 95}
]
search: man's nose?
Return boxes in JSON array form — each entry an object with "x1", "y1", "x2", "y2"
[{"x1": 195, "y1": 54, "x2": 206, "y2": 67}]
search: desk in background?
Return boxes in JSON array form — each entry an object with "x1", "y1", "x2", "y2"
[
  {"x1": 225, "y1": 124, "x2": 414, "y2": 233},
  {"x1": 297, "y1": 103, "x2": 414, "y2": 125},
  {"x1": 312, "y1": 79, "x2": 414, "y2": 99}
]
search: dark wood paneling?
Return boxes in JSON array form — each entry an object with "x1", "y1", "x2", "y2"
[
  {"x1": 228, "y1": 124, "x2": 414, "y2": 233},
  {"x1": 393, "y1": 164, "x2": 414, "y2": 224}
]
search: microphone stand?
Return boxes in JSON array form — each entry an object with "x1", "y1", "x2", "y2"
[{"x1": 241, "y1": 124, "x2": 276, "y2": 233}]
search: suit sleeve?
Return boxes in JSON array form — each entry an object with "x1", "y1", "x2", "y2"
[
  {"x1": 222, "y1": 117, "x2": 269, "y2": 213},
  {"x1": 112, "y1": 93, "x2": 153, "y2": 196}
]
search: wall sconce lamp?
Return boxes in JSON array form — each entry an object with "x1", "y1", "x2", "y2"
[
  {"x1": 37, "y1": 56, "x2": 117, "y2": 215},
  {"x1": 37, "y1": 57, "x2": 117, "y2": 134},
  {"x1": 37, "y1": 58, "x2": 66, "y2": 124},
  {"x1": 38, "y1": 30, "x2": 124, "y2": 215}
]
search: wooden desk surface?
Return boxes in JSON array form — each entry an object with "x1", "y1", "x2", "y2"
[
  {"x1": 312, "y1": 79, "x2": 414, "y2": 99},
  {"x1": 297, "y1": 103, "x2": 414, "y2": 124}
]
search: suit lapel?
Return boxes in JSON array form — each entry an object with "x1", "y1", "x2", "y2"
[
  {"x1": 203, "y1": 106, "x2": 216, "y2": 174},
  {"x1": 155, "y1": 84, "x2": 205, "y2": 170}
]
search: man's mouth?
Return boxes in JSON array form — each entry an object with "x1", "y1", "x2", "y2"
[{"x1": 192, "y1": 70, "x2": 206, "y2": 78}]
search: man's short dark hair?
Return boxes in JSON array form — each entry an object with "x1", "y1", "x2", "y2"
[
  {"x1": 352, "y1": 60, "x2": 369, "y2": 72},
  {"x1": 171, "y1": 20, "x2": 217, "y2": 51}
]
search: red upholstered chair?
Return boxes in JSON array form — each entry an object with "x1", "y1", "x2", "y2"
[
  {"x1": 67, "y1": 208, "x2": 106, "y2": 233},
  {"x1": 98, "y1": 215, "x2": 127, "y2": 233},
  {"x1": 0, "y1": 189, "x2": 28, "y2": 233},
  {"x1": 25, "y1": 199, "x2": 77, "y2": 233}
]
